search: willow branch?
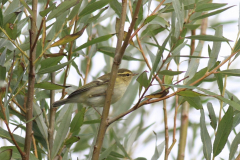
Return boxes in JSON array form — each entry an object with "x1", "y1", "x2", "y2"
[
  {"x1": 91, "y1": 0, "x2": 142, "y2": 159},
  {"x1": 177, "y1": 102, "x2": 189, "y2": 160},
  {"x1": 163, "y1": 100, "x2": 169, "y2": 160},
  {"x1": 48, "y1": 72, "x2": 56, "y2": 157},
  {"x1": 24, "y1": 0, "x2": 38, "y2": 159}
]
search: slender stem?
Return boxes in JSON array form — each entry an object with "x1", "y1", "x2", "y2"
[
  {"x1": 0, "y1": 27, "x2": 29, "y2": 59},
  {"x1": 84, "y1": 35, "x2": 92, "y2": 85},
  {"x1": 48, "y1": 72, "x2": 56, "y2": 157},
  {"x1": 0, "y1": 96, "x2": 25, "y2": 158},
  {"x1": 61, "y1": 16, "x2": 78, "y2": 99},
  {"x1": 32, "y1": 135, "x2": 38, "y2": 158},
  {"x1": 30, "y1": 0, "x2": 51, "y2": 54},
  {"x1": 163, "y1": 100, "x2": 169, "y2": 160},
  {"x1": 129, "y1": 0, "x2": 165, "y2": 41},
  {"x1": 91, "y1": 0, "x2": 141, "y2": 159},
  {"x1": 24, "y1": 0, "x2": 38, "y2": 159},
  {"x1": 177, "y1": 102, "x2": 189, "y2": 160},
  {"x1": 136, "y1": 34, "x2": 164, "y2": 88}
]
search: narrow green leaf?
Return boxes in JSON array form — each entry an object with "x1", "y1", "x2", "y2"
[
  {"x1": 186, "y1": 67, "x2": 208, "y2": 85},
  {"x1": 208, "y1": 26, "x2": 222, "y2": 69},
  {"x1": 40, "y1": 4, "x2": 56, "y2": 17},
  {"x1": 97, "y1": 46, "x2": 144, "y2": 61},
  {"x1": 151, "y1": 140, "x2": 165, "y2": 160},
  {"x1": 172, "y1": 0, "x2": 184, "y2": 30},
  {"x1": 233, "y1": 38, "x2": 240, "y2": 53},
  {"x1": 3, "y1": 12, "x2": 20, "y2": 26},
  {"x1": 64, "y1": 136, "x2": 80, "y2": 147},
  {"x1": 125, "y1": 127, "x2": 139, "y2": 153},
  {"x1": 0, "y1": 128, "x2": 25, "y2": 147},
  {"x1": 171, "y1": 40, "x2": 188, "y2": 65},
  {"x1": 0, "y1": 8, "x2": 3, "y2": 27},
  {"x1": 70, "y1": 108, "x2": 85, "y2": 135},
  {"x1": 184, "y1": 24, "x2": 201, "y2": 30},
  {"x1": 184, "y1": 42, "x2": 203, "y2": 84},
  {"x1": 34, "y1": 82, "x2": 70, "y2": 90},
  {"x1": 47, "y1": 0, "x2": 80, "y2": 20},
  {"x1": 136, "y1": 158, "x2": 147, "y2": 160},
  {"x1": 0, "y1": 149, "x2": 12, "y2": 160},
  {"x1": 0, "y1": 48, "x2": 6, "y2": 65},
  {"x1": 148, "y1": 16, "x2": 169, "y2": 27},
  {"x1": 214, "y1": 68, "x2": 223, "y2": 93},
  {"x1": 33, "y1": 103, "x2": 48, "y2": 139},
  {"x1": 0, "y1": 66, "x2": 6, "y2": 81},
  {"x1": 72, "y1": 60, "x2": 82, "y2": 77},
  {"x1": 213, "y1": 106, "x2": 233, "y2": 157},
  {"x1": 83, "y1": 119, "x2": 101, "y2": 124},
  {"x1": 151, "y1": 32, "x2": 171, "y2": 76},
  {"x1": 177, "y1": 90, "x2": 205, "y2": 97},
  {"x1": 193, "y1": 6, "x2": 234, "y2": 21},
  {"x1": 19, "y1": 0, "x2": 33, "y2": 16},
  {"x1": 99, "y1": 144, "x2": 116, "y2": 160},
  {"x1": 167, "y1": 84, "x2": 240, "y2": 111},
  {"x1": 110, "y1": 0, "x2": 124, "y2": 21},
  {"x1": 229, "y1": 130, "x2": 240, "y2": 160},
  {"x1": 40, "y1": 56, "x2": 64, "y2": 70},
  {"x1": 207, "y1": 102, "x2": 217, "y2": 130},
  {"x1": 183, "y1": 96, "x2": 203, "y2": 110},
  {"x1": 5, "y1": 23, "x2": 18, "y2": 40},
  {"x1": 79, "y1": 0, "x2": 110, "y2": 17},
  {"x1": 87, "y1": 7, "x2": 108, "y2": 24},
  {"x1": 143, "y1": 15, "x2": 157, "y2": 25},
  {"x1": 52, "y1": 106, "x2": 73, "y2": 159},
  {"x1": 74, "y1": 34, "x2": 114, "y2": 52},
  {"x1": 0, "y1": 147, "x2": 20, "y2": 159},
  {"x1": 37, "y1": 58, "x2": 75, "y2": 74},
  {"x1": 111, "y1": 129, "x2": 131, "y2": 159},
  {"x1": 186, "y1": 35, "x2": 230, "y2": 42},
  {"x1": 4, "y1": 70, "x2": 25, "y2": 122},
  {"x1": 136, "y1": 71, "x2": 149, "y2": 88},
  {"x1": 51, "y1": 26, "x2": 87, "y2": 47},
  {"x1": 195, "y1": 3, "x2": 227, "y2": 12},
  {"x1": 158, "y1": 70, "x2": 184, "y2": 76},
  {"x1": 200, "y1": 109, "x2": 212, "y2": 160},
  {"x1": 217, "y1": 69, "x2": 240, "y2": 76},
  {"x1": 140, "y1": 24, "x2": 165, "y2": 39}
]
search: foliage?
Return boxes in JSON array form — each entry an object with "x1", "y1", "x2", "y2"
[{"x1": 0, "y1": 0, "x2": 240, "y2": 160}]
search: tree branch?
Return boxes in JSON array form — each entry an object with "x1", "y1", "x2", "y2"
[
  {"x1": 24, "y1": 0, "x2": 38, "y2": 159},
  {"x1": 91, "y1": 0, "x2": 142, "y2": 159}
]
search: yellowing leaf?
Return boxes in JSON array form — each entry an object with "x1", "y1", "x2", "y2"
[
  {"x1": 51, "y1": 25, "x2": 87, "y2": 47},
  {"x1": 145, "y1": 90, "x2": 169, "y2": 99}
]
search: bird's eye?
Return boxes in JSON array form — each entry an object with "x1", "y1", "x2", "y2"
[{"x1": 126, "y1": 73, "x2": 130, "y2": 76}]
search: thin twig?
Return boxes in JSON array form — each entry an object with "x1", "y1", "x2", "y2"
[
  {"x1": 61, "y1": 17, "x2": 79, "y2": 99},
  {"x1": 0, "y1": 27, "x2": 29, "y2": 59},
  {"x1": 163, "y1": 100, "x2": 169, "y2": 160},
  {"x1": 91, "y1": 0, "x2": 132, "y2": 159},
  {"x1": 32, "y1": 135, "x2": 38, "y2": 158},
  {"x1": 0, "y1": 97, "x2": 25, "y2": 158}
]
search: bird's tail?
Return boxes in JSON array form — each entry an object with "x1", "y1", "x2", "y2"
[{"x1": 52, "y1": 99, "x2": 69, "y2": 107}]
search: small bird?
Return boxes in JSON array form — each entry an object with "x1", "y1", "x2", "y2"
[{"x1": 52, "y1": 69, "x2": 138, "y2": 108}]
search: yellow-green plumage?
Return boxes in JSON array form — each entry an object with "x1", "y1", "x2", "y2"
[{"x1": 52, "y1": 69, "x2": 137, "y2": 107}]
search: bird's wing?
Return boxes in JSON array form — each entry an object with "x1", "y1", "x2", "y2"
[{"x1": 68, "y1": 78, "x2": 109, "y2": 98}]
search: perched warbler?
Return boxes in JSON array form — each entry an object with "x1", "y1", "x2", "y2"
[{"x1": 52, "y1": 69, "x2": 138, "y2": 107}]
